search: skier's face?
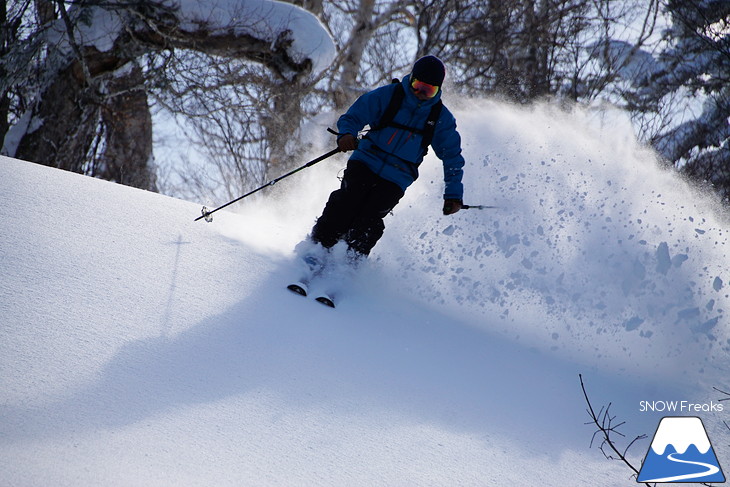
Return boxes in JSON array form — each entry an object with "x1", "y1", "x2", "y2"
[{"x1": 413, "y1": 90, "x2": 431, "y2": 101}]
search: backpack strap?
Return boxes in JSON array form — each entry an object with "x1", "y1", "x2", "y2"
[
  {"x1": 421, "y1": 100, "x2": 443, "y2": 149},
  {"x1": 370, "y1": 79, "x2": 404, "y2": 133}
]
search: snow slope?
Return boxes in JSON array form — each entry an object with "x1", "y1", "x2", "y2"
[{"x1": 1, "y1": 99, "x2": 729, "y2": 486}]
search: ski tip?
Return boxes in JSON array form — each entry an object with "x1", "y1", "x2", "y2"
[
  {"x1": 287, "y1": 283, "x2": 308, "y2": 297},
  {"x1": 315, "y1": 296, "x2": 336, "y2": 308}
]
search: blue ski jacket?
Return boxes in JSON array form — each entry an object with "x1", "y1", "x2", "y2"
[{"x1": 336, "y1": 75, "x2": 465, "y2": 200}]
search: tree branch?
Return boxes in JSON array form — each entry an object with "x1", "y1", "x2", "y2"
[
  {"x1": 579, "y1": 374, "x2": 650, "y2": 486},
  {"x1": 54, "y1": 0, "x2": 94, "y2": 88},
  {"x1": 581, "y1": 375, "x2": 724, "y2": 487}
]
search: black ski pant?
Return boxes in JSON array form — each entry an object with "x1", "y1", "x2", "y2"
[{"x1": 311, "y1": 160, "x2": 404, "y2": 256}]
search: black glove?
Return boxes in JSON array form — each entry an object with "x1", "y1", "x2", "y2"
[
  {"x1": 337, "y1": 134, "x2": 358, "y2": 152},
  {"x1": 443, "y1": 199, "x2": 463, "y2": 215}
]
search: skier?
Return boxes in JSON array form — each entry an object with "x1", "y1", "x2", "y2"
[
  {"x1": 290, "y1": 55, "x2": 466, "y2": 305},
  {"x1": 315, "y1": 55, "x2": 465, "y2": 252}
]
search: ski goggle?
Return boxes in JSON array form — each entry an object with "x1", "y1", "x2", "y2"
[{"x1": 411, "y1": 78, "x2": 440, "y2": 98}]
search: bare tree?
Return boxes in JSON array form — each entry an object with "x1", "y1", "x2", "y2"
[
  {"x1": 320, "y1": 0, "x2": 417, "y2": 111},
  {"x1": 0, "y1": 0, "x2": 13, "y2": 139},
  {"x1": 409, "y1": 0, "x2": 665, "y2": 107},
  {"x1": 1, "y1": 0, "x2": 331, "y2": 192},
  {"x1": 165, "y1": 0, "x2": 417, "y2": 200},
  {"x1": 410, "y1": 0, "x2": 596, "y2": 102}
]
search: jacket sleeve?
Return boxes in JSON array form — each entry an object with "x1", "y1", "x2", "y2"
[
  {"x1": 431, "y1": 108, "x2": 465, "y2": 200},
  {"x1": 336, "y1": 85, "x2": 393, "y2": 137}
]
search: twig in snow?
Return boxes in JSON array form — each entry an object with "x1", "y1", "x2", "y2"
[{"x1": 579, "y1": 374, "x2": 651, "y2": 486}]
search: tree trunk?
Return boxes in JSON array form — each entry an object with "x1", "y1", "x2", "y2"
[
  {"x1": 15, "y1": 56, "x2": 100, "y2": 175},
  {"x1": 98, "y1": 63, "x2": 156, "y2": 191},
  {"x1": 334, "y1": 0, "x2": 377, "y2": 110},
  {"x1": 1, "y1": 0, "x2": 9, "y2": 140}
]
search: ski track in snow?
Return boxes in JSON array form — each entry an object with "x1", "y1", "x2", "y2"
[{"x1": 1, "y1": 98, "x2": 729, "y2": 486}]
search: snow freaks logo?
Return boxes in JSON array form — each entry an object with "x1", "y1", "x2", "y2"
[{"x1": 637, "y1": 416, "x2": 726, "y2": 483}]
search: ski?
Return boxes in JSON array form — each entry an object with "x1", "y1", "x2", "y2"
[
  {"x1": 286, "y1": 244, "x2": 358, "y2": 309},
  {"x1": 287, "y1": 281, "x2": 308, "y2": 297},
  {"x1": 287, "y1": 253, "x2": 325, "y2": 299},
  {"x1": 315, "y1": 292, "x2": 336, "y2": 308},
  {"x1": 287, "y1": 273, "x2": 338, "y2": 308},
  {"x1": 287, "y1": 281, "x2": 338, "y2": 308}
]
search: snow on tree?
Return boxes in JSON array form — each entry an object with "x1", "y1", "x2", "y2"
[
  {"x1": 595, "y1": 0, "x2": 730, "y2": 200},
  {"x1": 647, "y1": 0, "x2": 730, "y2": 200},
  {"x1": 1, "y1": 0, "x2": 334, "y2": 191}
]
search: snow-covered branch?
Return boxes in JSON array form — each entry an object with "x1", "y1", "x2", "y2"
[{"x1": 47, "y1": 0, "x2": 334, "y2": 80}]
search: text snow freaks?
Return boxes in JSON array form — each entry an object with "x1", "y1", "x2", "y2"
[{"x1": 640, "y1": 401, "x2": 724, "y2": 413}]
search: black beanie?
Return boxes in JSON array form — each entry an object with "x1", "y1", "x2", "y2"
[{"x1": 411, "y1": 55, "x2": 446, "y2": 87}]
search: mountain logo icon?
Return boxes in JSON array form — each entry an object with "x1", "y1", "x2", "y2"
[{"x1": 637, "y1": 416, "x2": 725, "y2": 483}]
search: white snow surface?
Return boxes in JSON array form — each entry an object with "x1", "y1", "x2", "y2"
[{"x1": 2, "y1": 99, "x2": 729, "y2": 486}]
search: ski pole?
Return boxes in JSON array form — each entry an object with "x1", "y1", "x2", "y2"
[
  {"x1": 462, "y1": 204, "x2": 499, "y2": 210},
  {"x1": 195, "y1": 147, "x2": 341, "y2": 222}
]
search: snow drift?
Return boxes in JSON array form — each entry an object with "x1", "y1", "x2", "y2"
[{"x1": 1, "y1": 98, "x2": 728, "y2": 486}]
